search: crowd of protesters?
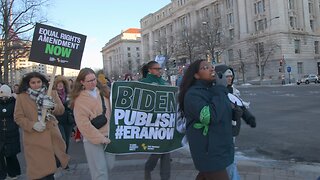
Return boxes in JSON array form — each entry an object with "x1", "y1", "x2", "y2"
[{"x1": 0, "y1": 57, "x2": 258, "y2": 180}]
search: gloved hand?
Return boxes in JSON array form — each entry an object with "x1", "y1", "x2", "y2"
[
  {"x1": 242, "y1": 107, "x2": 256, "y2": 128},
  {"x1": 232, "y1": 104, "x2": 243, "y2": 122},
  {"x1": 215, "y1": 72, "x2": 228, "y2": 87},
  {"x1": 33, "y1": 122, "x2": 46, "y2": 132},
  {"x1": 232, "y1": 104, "x2": 243, "y2": 136},
  {"x1": 37, "y1": 95, "x2": 55, "y2": 109}
]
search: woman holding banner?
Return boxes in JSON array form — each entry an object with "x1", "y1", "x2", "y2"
[
  {"x1": 178, "y1": 60, "x2": 234, "y2": 180},
  {"x1": 140, "y1": 61, "x2": 171, "y2": 180},
  {"x1": 14, "y1": 72, "x2": 69, "y2": 180},
  {"x1": 70, "y1": 68, "x2": 112, "y2": 180}
]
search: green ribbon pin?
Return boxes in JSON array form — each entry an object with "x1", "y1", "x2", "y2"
[{"x1": 193, "y1": 106, "x2": 211, "y2": 136}]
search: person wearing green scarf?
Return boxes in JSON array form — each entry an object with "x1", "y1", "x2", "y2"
[
  {"x1": 140, "y1": 61, "x2": 170, "y2": 180},
  {"x1": 178, "y1": 60, "x2": 234, "y2": 180}
]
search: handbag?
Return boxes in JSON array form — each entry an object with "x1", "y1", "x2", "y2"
[{"x1": 91, "y1": 94, "x2": 108, "y2": 129}]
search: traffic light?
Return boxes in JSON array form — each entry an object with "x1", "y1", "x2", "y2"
[
  {"x1": 172, "y1": 60, "x2": 176, "y2": 68},
  {"x1": 279, "y1": 68, "x2": 282, "y2": 72}
]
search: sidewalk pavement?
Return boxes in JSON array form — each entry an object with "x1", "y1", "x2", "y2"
[{"x1": 17, "y1": 147, "x2": 320, "y2": 180}]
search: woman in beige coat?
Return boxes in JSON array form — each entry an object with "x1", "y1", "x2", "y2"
[
  {"x1": 14, "y1": 72, "x2": 69, "y2": 180},
  {"x1": 70, "y1": 68, "x2": 111, "y2": 180}
]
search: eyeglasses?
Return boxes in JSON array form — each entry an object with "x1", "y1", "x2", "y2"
[
  {"x1": 84, "y1": 78, "x2": 96, "y2": 83},
  {"x1": 150, "y1": 67, "x2": 162, "y2": 71},
  {"x1": 200, "y1": 65, "x2": 214, "y2": 70}
]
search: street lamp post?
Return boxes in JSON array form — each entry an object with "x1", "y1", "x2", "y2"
[{"x1": 202, "y1": 21, "x2": 212, "y2": 63}]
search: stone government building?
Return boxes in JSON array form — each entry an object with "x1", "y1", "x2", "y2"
[
  {"x1": 101, "y1": 28, "x2": 142, "y2": 81},
  {"x1": 140, "y1": 0, "x2": 320, "y2": 84}
]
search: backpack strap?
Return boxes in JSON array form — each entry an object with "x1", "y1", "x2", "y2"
[{"x1": 100, "y1": 94, "x2": 106, "y2": 114}]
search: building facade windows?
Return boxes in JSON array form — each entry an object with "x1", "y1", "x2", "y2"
[
  {"x1": 226, "y1": 0, "x2": 233, "y2": 9},
  {"x1": 128, "y1": 60, "x2": 132, "y2": 70},
  {"x1": 214, "y1": 3, "x2": 220, "y2": 15},
  {"x1": 228, "y1": 49, "x2": 234, "y2": 61},
  {"x1": 139, "y1": 0, "x2": 320, "y2": 83},
  {"x1": 289, "y1": 16, "x2": 296, "y2": 28},
  {"x1": 255, "y1": 18, "x2": 267, "y2": 31},
  {"x1": 294, "y1": 40, "x2": 300, "y2": 54},
  {"x1": 178, "y1": 0, "x2": 186, "y2": 6},
  {"x1": 315, "y1": 41, "x2": 319, "y2": 54},
  {"x1": 310, "y1": 20, "x2": 314, "y2": 31},
  {"x1": 297, "y1": 62, "x2": 303, "y2": 74},
  {"x1": 227, "y1": 13, "x2": 234, "y2": 25},
  {"x1": 308, "y1": 1, "x2": 313, "y2": 14},
  {"x1": 288, "y1": 0, "x2": 295, "y2": 9},
  {"x1": 127, "y1": 47, "x2": 131, "y2": 51},
  {"x1": 254, "y1": 0, "x2": 265, "y2": 14},
  {"x1": 229, "y1": 29, "x2": 234, "y2": 40}
]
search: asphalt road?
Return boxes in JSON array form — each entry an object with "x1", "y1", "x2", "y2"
[{"x1": 236, "y1": 83, "x2": 320, "y2": 163}]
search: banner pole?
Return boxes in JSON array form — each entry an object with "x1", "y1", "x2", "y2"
[{"x1": 40, "y1": 66, "x2": 57, "y2": 126}]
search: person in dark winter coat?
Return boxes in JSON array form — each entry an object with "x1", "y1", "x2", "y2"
[
  {"x1": 178, "y1": 59, "x2": 234, "y2": 180},
  {"x1": 214, "y1": 64, "x2": 256, "y2": 180},
  {"x1": 0, "y1": 85, "x2": 21, "y2": 180},
  {"x1": 54, "y1": 75, "x2": 75, "y2": 153},
  {"x1": 140, "y1": 61, "x2": 171, "y2": 180}
]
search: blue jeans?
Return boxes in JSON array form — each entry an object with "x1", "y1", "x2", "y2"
[{"x1": 226, "y1": 160, "x2": 240, "y2": 180}]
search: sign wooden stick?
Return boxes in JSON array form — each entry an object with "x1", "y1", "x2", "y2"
[{"x1": 40, "y1": 66, "x2": 57, "y2": 126}]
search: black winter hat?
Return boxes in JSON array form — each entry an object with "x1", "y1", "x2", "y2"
[{"x1": 214, "y1": 64, "x2": 234, "y2": 79}]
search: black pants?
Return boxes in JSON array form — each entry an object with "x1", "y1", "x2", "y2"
[
  {"x1": 145, "y1": 153, "x2": 171, "y2": 180},
  {"x1": 58, "y1": 123, "x2": 73, "y2": 153},
  {"x1": 0, "y1": 153, "x2": 21, "y2": 179}
]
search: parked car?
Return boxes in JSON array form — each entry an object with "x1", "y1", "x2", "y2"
[{"x1": 296, "y1": 74, "x2": 319, "y2": 85}]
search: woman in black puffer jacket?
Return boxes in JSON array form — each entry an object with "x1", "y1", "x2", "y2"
[{"x1": 0, "y1": 85, "x2": 21, "y2": 179}]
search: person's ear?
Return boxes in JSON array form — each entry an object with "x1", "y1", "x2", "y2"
[{"x1": 194, "y1": 73, "x2": 200, "y2": 79}]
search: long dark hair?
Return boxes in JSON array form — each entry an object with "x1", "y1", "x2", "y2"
[
  {"x1": 18, "y1": 72, "x2": 49, "y2": 93},
  {"x1": 178, "y1": 59, "x2": 205, "y2": 113},
  {"x1": 141, "y1": 61, "x2": 159, "y2": 78}
]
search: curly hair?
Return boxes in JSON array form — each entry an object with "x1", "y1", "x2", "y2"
[
  {"x1": 18, "y1": 72, "x2": 49, "y2": 93},
  {"x1": 53, "y1": 75, "x2": 70, "y2": 94}
]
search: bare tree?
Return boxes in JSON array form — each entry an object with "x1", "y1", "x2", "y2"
[
  {"x1": 175, "y1": 27, "x2": 201, "y2": 63},
  {"x1": 234, "y1": 49, "x2": 247, "y2": 84},
  {"x1": 247, "y1": 38, "x2": 280, "y2": 80},
  {"x1": 0, "y1": 0, "x2": 49, "y2": 83},
  {"x1": 198, "y1": 17, "x2": 231, "y2": 63}
]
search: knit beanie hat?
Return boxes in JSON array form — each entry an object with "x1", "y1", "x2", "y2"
[
  {"x1": 0, "y1": 85, "x2": 12, "y2": 97},
  {"x1": 224, "y1": 69, "x2": 233, "y2": 77}
]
